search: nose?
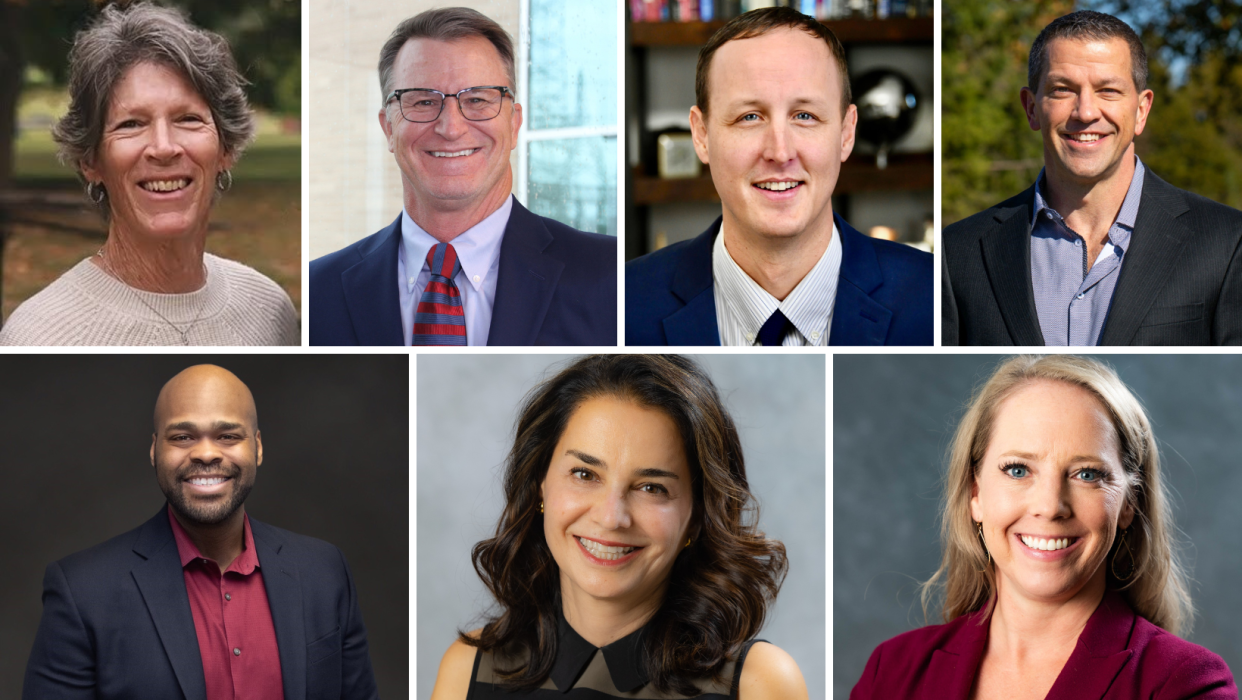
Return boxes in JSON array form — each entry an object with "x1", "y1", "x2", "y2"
[
  {"x1": 592, "y1": 488, "x2": 633, "y2": 531},
  {"x1": 188, "y1": 438, "x2": 223, "y2": 466},
  {"x1": 433, "y1": 95, "x2": 471, "y2": 140},
  {"x1": 146, "y1": 119, "x2": 182, "y2": 161},
  {"x1": 1072, "y1": 89, "x2": 1100, "y2": 125},
  {"x1": 1030, "y1": 472, "x2": 1071, "y2": 519},
  {"x1": 762, "y1": 120, "x2": 795, "y2": 164}
]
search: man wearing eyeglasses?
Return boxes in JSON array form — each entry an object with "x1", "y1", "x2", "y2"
[{"x1": 309, "y1": 7, "x2": 616, "y2": 346}]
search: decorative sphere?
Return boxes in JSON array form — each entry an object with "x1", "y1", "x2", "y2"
[{"x1": 852, "y1": 69, "x2": 919, "y2": 148}]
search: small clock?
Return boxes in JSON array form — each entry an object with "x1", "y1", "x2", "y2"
[{"x1": 657, "y1": 133, "x2": 702, "y2": 180}]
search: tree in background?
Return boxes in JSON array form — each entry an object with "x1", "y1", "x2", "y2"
[{"x1": 0, "y1": 0, "x2": 300, "y2": 191}]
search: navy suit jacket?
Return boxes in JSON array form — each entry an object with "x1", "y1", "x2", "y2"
[
  {"x1": 23, "y1": 509, "x2": 379, "y2": 700},
  {"x1": 309, "y1": 199, "x2": 616, "y2": 346},
  {"x1": 625, "y1": 213, "x2": 933, "y2": 345}
]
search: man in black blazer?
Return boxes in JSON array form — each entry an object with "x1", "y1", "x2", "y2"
[
  {"x1": 23, "y1": 365, "x2": 378, "y2": 700},
  {"x1": 944, "y1": 10, "x2": 1242, "y2": 346},
  {"x1": 309, "y1": 8, "x2": 615, "y2": 347}
]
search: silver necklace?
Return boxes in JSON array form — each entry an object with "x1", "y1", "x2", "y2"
[{"x1": 96, "y1": 247, "x2": 209, "y2": 346}]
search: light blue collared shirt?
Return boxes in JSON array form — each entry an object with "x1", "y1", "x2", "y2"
[
  {"x1": 398, "y1": 195, "x2": 512, "y2": 346},
  {"x1": 1030, "y1": 156, "x2": 1145, "y2": 346}
]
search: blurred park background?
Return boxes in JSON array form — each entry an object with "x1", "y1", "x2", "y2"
[
  {"x1": 0, "y1": 0, "x2": 301, "y2": 321},
  {"x1": 943, "y1": 0, "x2": 1242, "y2": 225}
]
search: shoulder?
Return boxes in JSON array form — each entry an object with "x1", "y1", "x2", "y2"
[
  {"x1": 737, "y1": 642, "x2": 808, "y2": 700},
  {"x1": 206, "y1": 255, "x2": 298, "y2": 344},
  {"x1": 46, "y1": 512, "x2": 161, "y2": 589},
  {"x1": 209, "y1": 255, "x2": 293, "y2": 307},
  {"x1": 429, "y1": 630, "x2": 481, "y2": 700},
  {"x1": 247, "y1": 517, "x2": 355, "y2": 582},
  {"x1": 1129, "y1": 617, "x2": 1236, "y2": 695},
  {"x1": 846, "y1": 228, "x2": 933, "y2": 279},
  {"x1": 626, "y1": 233, "x2": 704, "y2": 284},
  {"x1": 535, "y1": 213, "x2": 617, "y2": 258},
  {"x1": 309, "y1": 224, "x2": 398, "y2": 280},
  {"x1": 1154, "y1": 175, "x2": 1242, "y2": 231},
  {"x1": 850, "y1": 615, "x2": 979, "y2": 698},
  {"x1": 0, "y1": 259, "x2": 97, "y2": 345},
  {"x1": 943, "y1": 189, "x2": 1033, "y2": 244}
]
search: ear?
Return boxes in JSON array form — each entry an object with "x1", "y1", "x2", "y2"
[
  {"x1": 255, "y1": 429, "x2": 263, "y2": 467},
  {"x1": 689, "y1": 106, "x2": 710, "y2": 165},
  {"x1": 1020, "y1": 86, "x2": 1040, "y2": 131},
  {"x1": 81, "y1": 157, "x2": 101, "y2": 186},
  {"x1": 1118, "y1": 499, "x2": 1135, "y2": 530},
  {"x1": 1132, "y1": 88, "x2": 1154, "y2": 137},
  {"x1": 150, "y1": 433, "x2": 157, "y2": 467},
  {"x1": 969, "y1": 477, "x2": 983, "y2": 523},
  {"x1": 509, "y1": 100, "x2": 523, "y2": 148},
  {"x1": 220, "y1": 150, "x2": 235, "y2": 174},
  {"x1": 839, "y1": 103, "x2": 857, "y2": 162},
  {"x1": 379, "y1": 107, "x2": 396, "y2": 152}
]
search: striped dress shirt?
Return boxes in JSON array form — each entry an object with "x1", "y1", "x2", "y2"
[
  {"x1": 712, "y1": 222, "x2": 841, "y2": 346},
  {"x1": 1031, "y1": 157, "x2": 1145, "y2": 346}
]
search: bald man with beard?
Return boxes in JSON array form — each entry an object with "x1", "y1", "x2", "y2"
[{"x1": 23, "y1": 365, "x2": 380, "y2": 700}]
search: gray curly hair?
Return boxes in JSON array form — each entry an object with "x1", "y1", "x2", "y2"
[{"x1": 53, "y1": 2, "x2": 255, "y2": 215}]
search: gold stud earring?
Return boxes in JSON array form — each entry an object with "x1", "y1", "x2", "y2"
[
  {"x1": 539, "y1": 502, "x2": 544, "y2": 514},
  {"x1": 684, "y1": 537, "x2": 692, "y2": 548}
]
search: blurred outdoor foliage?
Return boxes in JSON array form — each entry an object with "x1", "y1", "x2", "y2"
[{"x1": 943, "y1": 0, "x2": 1242, "y2": 225}]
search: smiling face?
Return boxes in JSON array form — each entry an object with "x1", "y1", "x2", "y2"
[
  {"x1": 971, "y1": 379, "x2": 1134, "y2": 606},
  {"x1": 152, "y1": 366, "x2": 261, "y2": 527},
  {"x1": 83, "y1": 62, "x2": 230, "y2": 241},
  {"x1": 690, "y1": 28, "x2": 856, "y2": 243},
  {"x1": 1021, "y1": 37, "x2": 1153, "y2": 190},
  {"x1": 379, "y1": 36, "x2": 521, "y2": 222},
  {"x1": 540, "y1": 396, "x2": 695, "y2": 612}
]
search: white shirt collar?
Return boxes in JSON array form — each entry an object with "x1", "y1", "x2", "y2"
[
  {"x1": 400, "y1": 195, "x2": 513, "y2": 292},
  {"x1": 712, "y1": 220, "x2": 842, "y2": 346}
]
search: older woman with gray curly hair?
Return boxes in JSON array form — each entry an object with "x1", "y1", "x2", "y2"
[{"x1": 0, "y1": 2, "x2": 297, "y2": 346}]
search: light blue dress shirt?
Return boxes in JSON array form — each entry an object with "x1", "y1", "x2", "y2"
[
  {"x1": 1031, "y1": 156, "x2": 1145, "y2": 346},
  {"x1": 397, "y1": 195, "x2": 512, "y2": 346}
]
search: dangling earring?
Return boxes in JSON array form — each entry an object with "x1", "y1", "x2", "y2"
[
  {"x1": 977, "y1": 521, "x2": 991, "y2": 568},
  {"x1": 87, "y1": 182, "x2": 106, "y2": 204},
  {"x1": 216, "y1": 169, "x2": 233, "y2": 192},
  {"x1": 539, "y1": 502, "x2": 544, "y2": 514},
  {"x1": 1112, "y1": 526, "x2": 1135, "y2": 581}
]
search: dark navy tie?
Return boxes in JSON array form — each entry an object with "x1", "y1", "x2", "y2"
[{"x1": 757, "y1": 309, "x2": 790, "y2": 346}]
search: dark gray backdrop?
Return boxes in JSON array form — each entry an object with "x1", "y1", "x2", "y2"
[
  {"x1": 0, "y1": 354, "x2": 409, "y2": 699},
  {"x1": 417, "y1": 354, "x2": 826, "y2": 700},
  {"x1": 833, "y1": 354, "x2": 1242, "y2": 699}
]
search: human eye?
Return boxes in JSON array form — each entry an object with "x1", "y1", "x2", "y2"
[
  {"x1": 569, "y1": 467, "x2": 597, "y2": 482},
  {"x1": 794, "y1": 111, "x2": 817, "y2": 121},
  {"x1": 1001, "y1": 463, "x2": 1030, "y2": 479},
  {"x1": 1075, "y1": 468, "x2": 1105, "y2": 483},
  {"x1": 114, "y1": 119, "x2": 141, "y2": 130},
  {"x1": 738, "y1": 113, "x2": 760, "y2": 123},
  {"x1": 638, "y1": 482, "x2": 670, "y2": 496}
]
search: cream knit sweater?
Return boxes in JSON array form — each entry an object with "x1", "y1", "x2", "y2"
[{"x1": 0, "y1": 253, "x2": 299, "y2": 346}]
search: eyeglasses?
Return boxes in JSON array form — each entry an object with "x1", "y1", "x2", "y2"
[{"x1": 384, "y1": 86, "x2": 513, "y2": 123}]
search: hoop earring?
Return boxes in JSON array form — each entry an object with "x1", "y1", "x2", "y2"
[
  {"x1": 977, "y1": 521, "x2": 991, "y2": 568},
  {"x1": 1112, "y1": 526, "x2": 1135, "y2": 581},
  {"x1": 87, "y1": 182, "x2": 106, "y2": 204},
  {"x1": 216, "y1": 169, "x2": 233, "y2": 192}
]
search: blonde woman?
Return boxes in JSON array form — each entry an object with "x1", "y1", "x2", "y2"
[{"x1": 851, "y1": 356, "x2": 1236, "y2": 699}]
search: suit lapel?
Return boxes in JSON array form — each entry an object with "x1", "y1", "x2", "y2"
[
  {"x1": 830, "y1": 216, "x2": 893, "y2": 345},
  {"x1": 340, "y1": 216, "x2": 405, "y2": 346},
  {"x1": 662, "y1": 221, "x2": 721, "y2": 345},
  {"x1": 979, "y1": 186, "x2": 1045, "y2": 345},
  {"x1": 1099, "y1": 173, "x2": 1193, "y2": 345},
  {"x1": 252, "y1": 518, "x2": 307, "y2": 700},
  {"x1": 1045, "y1": 592, "x2": 1135, "y2": 700},
  {"x1": 129, "y1": 509, "x2": 207, "y2": 700},
  {"x1": 488, "y1": 200, "x2": 565, "y2": 345}
]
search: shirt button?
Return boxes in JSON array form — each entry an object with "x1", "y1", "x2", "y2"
[
  {"x1": 811, "y1": 331, "x2": 820, "y2": 340},
  {"x1": 1075, "y1": 240, "x2": 1082, "y2": 247},
  {"x1": 472, "y1": 274, "x2": 480, "y2": 283},
  {"x1": 408, "y1": 276, "x2": 416, "y2": 285},
  {"x1": 225, "y1": 593, "x2": 232, "y2": 601},
  {"x1": 1076, "y1": 293, "x2": 1085, "y2": 300},
  {"x1": 233, "y1": 648, "x2": 241, "y2": 656},
  {"x1": 1045, "y1": 211, "x2": 1054, "y2": 220},
  {"x1": 744, "y1": 333, "x2": 754, "y2": 343}
]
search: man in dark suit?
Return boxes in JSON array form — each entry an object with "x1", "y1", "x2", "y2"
[
  {"x1": 625, "y1": 7, "x2": 932, "y2": 347},
  {"x1": 944, "y1": 10, "x2": 1242, "y2": 346},
  {"x1": 23, "y1": 365, "x2": 378, "y2": 700},
  {"x1": 310, "y1": 8, "x2": 615, "y2": 347}
]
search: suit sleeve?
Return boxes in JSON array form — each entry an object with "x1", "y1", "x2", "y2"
[
  {"x1": 1214, "y1": 232, "x2": 1242, "y2": 345},
  {"x1": 22, "y1": 562, "x2": 97, "y2": 700},
  {"x1": 337, "y1": 547, "x2": 380, "y2": 700}
]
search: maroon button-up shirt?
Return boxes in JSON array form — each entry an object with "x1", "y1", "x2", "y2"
[{"x1": 169, "y1": 506, "x2": 285, "y2": 700}]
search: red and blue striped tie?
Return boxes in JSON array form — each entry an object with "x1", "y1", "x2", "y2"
[{"x1": 412, "y1": 242, "x2": 467, "y2": 346}]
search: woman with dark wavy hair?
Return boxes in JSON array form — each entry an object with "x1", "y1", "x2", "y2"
[{"x1": 430, "y1": 354, "x2": 807, "y2": 699}]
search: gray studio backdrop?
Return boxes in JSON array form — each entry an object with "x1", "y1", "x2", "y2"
[
  {"x1": 418, "y1": 354, "x2": 826, "y2": 700},
  {"x1": 0, "y1": 355, "x2": 408, "y2": 700},
  {"x1": 833, "y1": 354, "x2": 1242, "y2": 699}
]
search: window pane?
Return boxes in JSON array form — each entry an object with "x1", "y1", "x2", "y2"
[
  {"x1": 527, "y1": 136, "x2": 617, "y2": 237},
  {"x1": 528, "y1": 0, "x2": 617, "y2": 130}
]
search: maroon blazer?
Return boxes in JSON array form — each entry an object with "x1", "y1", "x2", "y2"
[{"x1": 851, "y1": 591, "x2": 1236, "y2": 699}]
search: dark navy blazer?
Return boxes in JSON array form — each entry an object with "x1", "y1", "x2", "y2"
[
  {"x1": 309, "y1": 199, "x2": 617, "y2": 346},
  {"x1": 624, "y1": 213, "x2": 933, "y2": 345},
  {"x1": 23, "y1": 509, "x2": 378, "y2": 700},
  {"x1": 851, "y1": 591, "x2": 1236, "y2": 700}
]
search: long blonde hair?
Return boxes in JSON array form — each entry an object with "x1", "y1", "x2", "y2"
[{"x1": 920, "y1": 355, "x2": 1194, "y2": 635}]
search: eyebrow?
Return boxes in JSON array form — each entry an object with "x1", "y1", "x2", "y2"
[
  {"x1": 997, "y1": 450, "x2": 1106, "y2": 464},
  {"x1": 564, "y1": 450, "x2": 681, "y2": 479},
  {"x1": 165, "y1": 421, "x2": 247, "y2": 434}
]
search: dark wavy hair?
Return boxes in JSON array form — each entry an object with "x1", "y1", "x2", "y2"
[{"x1": 462, "y1": 354, "x2": 788, "y2": 695}]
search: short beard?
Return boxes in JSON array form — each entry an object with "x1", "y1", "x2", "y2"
[{"x1": 159, "y1": 460, "x2": 254, "y2": 527}]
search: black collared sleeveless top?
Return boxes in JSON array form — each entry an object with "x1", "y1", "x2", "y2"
[{"x1": 466, "y1": 615, "x2": 763, "y2": 699}]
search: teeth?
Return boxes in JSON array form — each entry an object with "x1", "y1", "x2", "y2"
[
  {"x1": 141, "y1": 179, "x2": 189, "y2": 192},
  {"x1": 1021, "y1": 535, "x2": 1070, "y2": 551},
  {"x1": 755, "y1": 181, "x2": 800, "y2": 191},
  {"x1": 1067, "y1": 134, "x2": 1101, "y2": 142},
  {"x1": 188, "y1": 477, "x2": 226, "y2": 486},
  {"x1": 431, "y1": 149, "x2": 475, "y2": 158},
  {"x1": 577, "y1": 537, "x2": 636, "y2": 561}
]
